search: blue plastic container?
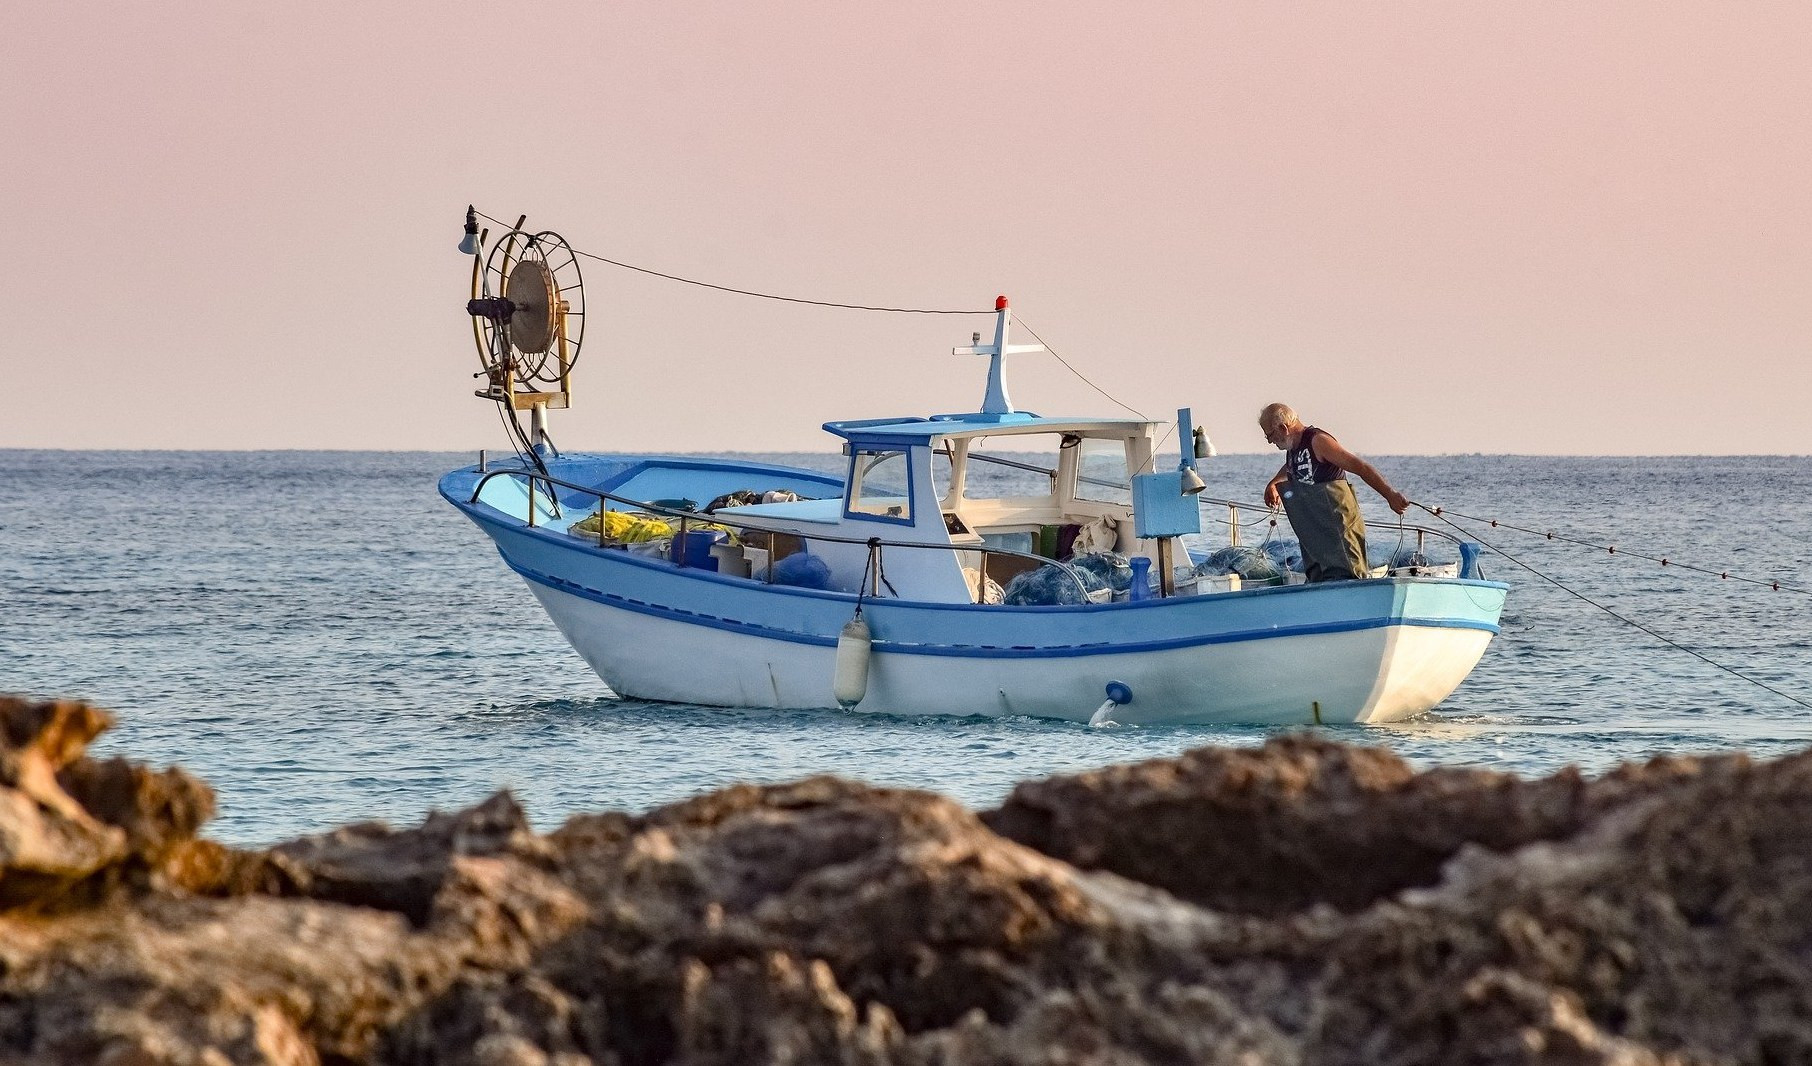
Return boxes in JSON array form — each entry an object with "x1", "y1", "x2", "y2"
[
  {"x1": 670, "y1": 530, "x2": 721, "y2": 571},
  {"x1": 1128, "y1": 556, "x2": 1152, "y2": 601}
]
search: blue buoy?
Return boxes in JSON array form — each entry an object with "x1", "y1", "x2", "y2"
[
  {"x1": 1458, "y1": 542, "x2": 1483, "y2": 579},
  {"x1": 1090, "y1": 680, "x2": 1133, "y2": 727}
]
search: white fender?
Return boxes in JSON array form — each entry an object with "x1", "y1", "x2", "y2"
[{"x1": 833, "y1": 614, "x2": 872, "y2": 708}]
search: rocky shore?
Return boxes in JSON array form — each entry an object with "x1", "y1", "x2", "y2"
[{"x1": 1, "y1": 695, "x2": 1806, "y2": 1065}]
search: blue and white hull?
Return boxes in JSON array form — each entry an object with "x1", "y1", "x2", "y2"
[
  {"x1": 525, "y1": 574, "x2": 1499, "y2": 725},
  {"x1": 446, "y1": 457, "x2": 1506, "y2": 726}
]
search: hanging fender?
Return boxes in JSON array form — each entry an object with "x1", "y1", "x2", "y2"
[{"x1": 834, "y1": 614, "x2": 872, "y2": 708}]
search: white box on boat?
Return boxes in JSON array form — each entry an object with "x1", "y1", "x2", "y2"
[
  {"x1": 742, "y1": 545, "x2": 769, "y2": 579},
  {"x1": 714, "y1": 541, "x2": 750, "y2": 577},
  {"x1": 1193, "y1": 573, "x2": 1241, "y2": 595}
]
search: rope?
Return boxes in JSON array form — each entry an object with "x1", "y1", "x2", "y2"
[
  {"x1": 1419, "y1": 503, "x2": 1808, "y2": 597},
  {"x1": 854, "y1": 539, "x2": 877, "y2": 615},
  {"x1": 1414, "y1": 502, "x2": 1812, "y2": 712},
  {"x1": 475, "y1": 210, "x2": 990, "y2": 315},
  {"x1": 1014, "y1": 319, "x2": 1148, "y2": 420},
  {"x1": 474, "y1": 210, "x2": 1167, "y2": 453}
]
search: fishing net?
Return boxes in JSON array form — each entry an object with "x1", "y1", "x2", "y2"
[
  {"x1": 1195, "y1": 545, "x2": 1282, "y2": 582},
  {"x1": 1069, "y1": 552, "x2": 1134, "y2": 593},
  {"x1": 1261, "y1": 537, "x2": 1304, "y2": 574},
  {"x1": 1002, "y1": 564, "x2": 1105, "y2": 606},
  {"x1": 771, "y1": 552, "x2": 834, "y2": 590}
]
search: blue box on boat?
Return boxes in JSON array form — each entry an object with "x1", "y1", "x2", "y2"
[
  {"x1": 670, "y1": 530, "x2": 721, "y2": 570},
  {"x1": 1131, "y1": 472, "x2": 1202, "y2": 538}
]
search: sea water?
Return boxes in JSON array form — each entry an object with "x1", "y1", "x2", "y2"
[{"x1": 2, "y1": 450, "x2": 1809, "y2": 846}]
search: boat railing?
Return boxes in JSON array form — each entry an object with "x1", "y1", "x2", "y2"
[
  {"x1": 470, "y1": 467, "x2": 1470, "y2": 600},
  {"x1": 1192, "y1": 493, "x2": 1467, "y2": 560},
  {"x1": 960, "y1": 453, "x2": 1464, "y2": 558},
  {"x1": 469, "y1": 467, "x2": 1095, "y2": 602}
]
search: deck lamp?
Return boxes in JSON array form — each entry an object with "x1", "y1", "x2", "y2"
[
  {"x1": 458, "y1": 205, "x2": 482, "y2": 255},
  {"x1": 1176, "y1": 407, "x2": 1207, "y2": 495}
]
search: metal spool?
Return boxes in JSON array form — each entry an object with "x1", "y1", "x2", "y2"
[
  {"x1": 467, "y1": 227, "x2": 587, "y2": 394},
  {"x1": 505, "y1": 258, "x2": 559, "y2": 354}
]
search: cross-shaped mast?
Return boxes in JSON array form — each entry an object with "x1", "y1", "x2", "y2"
[{"x1": 952, "y1": 295, "x2": 1045, "y2": 416}]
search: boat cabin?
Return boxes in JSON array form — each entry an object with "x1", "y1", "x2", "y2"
[
  {"x1": 695, "y1": 296, "x2": 1197, "y2": 604},
  {"x1": 722, "y1": 412, "x2": 1167, "y2": 603}
]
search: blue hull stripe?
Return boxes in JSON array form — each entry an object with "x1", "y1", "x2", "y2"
[{"x1": 510, "y1": 561, "x2": 1500, "y2": 660}]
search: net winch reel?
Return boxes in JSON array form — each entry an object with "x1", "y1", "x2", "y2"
[{"x1": 459, "y1": 207, "x2": 586, "y2": 452}]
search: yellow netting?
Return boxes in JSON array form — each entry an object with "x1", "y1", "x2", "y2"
[
  {"x1": 570, "y1": 510, "x2": 740, "y2": 545},
  {"x1": 570, "y1": 510, "x2": 672, "y2": 542}
]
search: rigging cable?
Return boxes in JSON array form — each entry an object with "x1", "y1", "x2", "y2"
[
  {"x1": 1413, "y1": 502, "x2": 1812, "y2": 712},
  {"x1": 478, "y1": 210, "x2": 1145, "y2": 435},
  {"x1": 475, "y1": 210, "x2": 991, "y2": 316},
  {"x1": 1013, "y1": 319, "x2": 1148, "y2": 421}
]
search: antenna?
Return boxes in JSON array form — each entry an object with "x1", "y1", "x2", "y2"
[{"x1": 951, "y1": 295, "x2": 1044, "y2": 416}]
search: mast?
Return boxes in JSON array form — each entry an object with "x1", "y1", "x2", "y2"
[{"x1": 952, "y1": 296, "x2": 1045, "y2": 417}]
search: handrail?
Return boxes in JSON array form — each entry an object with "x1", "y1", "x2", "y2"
[
  {"x1": 962, "y1": 456, "x2": 1463, "y2": 552},
  {"x1": 468, "y1": 466, "x2": 1095, "y2": 602},
  {"x1": 469, "y1": 464, "x2": 1470, "y2": 602},
  {"x1": 965, "y1": 451, "x2": 1060, "y2": 489},
  {"x1": 1192, "y1": 493, "x2": 1466, "y2": 551},
  {"x1": 965, "y1": 450, "x2": 1127, "y2": 494}
]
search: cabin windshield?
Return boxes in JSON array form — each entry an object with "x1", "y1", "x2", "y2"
[
  {"x1": 1074, "y1": 437, "x2": 1133, "y2": 505},
  {"x1": 848, "y1": 448, "x2": 913, "y2": 521}
]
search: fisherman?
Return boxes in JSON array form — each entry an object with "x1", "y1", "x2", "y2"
[{"x1": 1258, "y1": 403, "x2": 1409, "y2": 583}]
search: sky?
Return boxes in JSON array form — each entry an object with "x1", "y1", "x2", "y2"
[{"x1": 3, "y1": 2, "x2": 1809, "y2": 455}]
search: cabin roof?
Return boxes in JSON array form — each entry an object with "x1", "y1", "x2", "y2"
[{"x1": 822, "y1": 411, "x2": 1155, "y2": 445}]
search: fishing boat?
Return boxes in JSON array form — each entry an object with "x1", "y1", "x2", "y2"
[{"x1": 440, "y1": 215, "x2": 1507, "y2": 725}]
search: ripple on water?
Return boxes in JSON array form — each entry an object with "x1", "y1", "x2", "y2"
[{"x1": 6, "y1": 451, "x2": 1811, "y2": 845}]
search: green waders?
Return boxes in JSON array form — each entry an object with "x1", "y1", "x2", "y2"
[{"x1": 1281, "y1": 478, "x2": 1369, "y2": 583}]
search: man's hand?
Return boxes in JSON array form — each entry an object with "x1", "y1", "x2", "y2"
[
  {"x1": 1263, "y1": 483, "x2": 1282, "y2": 509},
  {"x1": 1384, "y1": 488, "x2": 1409, "y2": 514}
]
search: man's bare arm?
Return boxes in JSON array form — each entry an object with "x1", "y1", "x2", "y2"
[
  {"x1": 1263, "y1": 462, "x2": 1290, "y2": 508},
  {"x1": 1311, "y1": 434, "x2": 1409, "y2": 514}
]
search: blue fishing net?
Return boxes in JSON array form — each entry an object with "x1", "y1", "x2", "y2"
[
  {"x1": 1195, "y1": 545, "x2": 1282, "y2": 582},
  {"x1": 1069, "y1": 552, "x2": 1133, "y2": 593},
  {"x1": 771, "y1": 552, "x2": 834, "y2": 590},
  {"x1": 1002, "y1": 564, "x2": 1105, "y2": 606},
  {"x1": 1261, "y1": 538, "x2": 1304, "y2": 574}
]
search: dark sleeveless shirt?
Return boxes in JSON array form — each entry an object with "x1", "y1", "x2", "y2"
[{"x1": 1287, "y1": 427, "x2": 1345, "y2": 485}]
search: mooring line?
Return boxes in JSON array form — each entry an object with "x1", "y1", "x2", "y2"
[{"x1": 1415, "y1": 502, "x2": 1812, "y2": 711}]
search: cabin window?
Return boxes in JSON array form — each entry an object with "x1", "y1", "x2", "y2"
[
  {"x1": 963, "y1": 435, "x2": 1064, "y2": 499},
  {"x1": 1074, "y1": 438, "x2": 1133, "y2": 505},
  {"x1": 930, "y1": 446, "x2": 955, "y2": 503},
  {"x1": 848, "y1": 448, "x2": 913, "y2": 521}
]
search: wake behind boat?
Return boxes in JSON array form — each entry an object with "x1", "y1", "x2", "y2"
[{"x1": 441, "y1": 215, "x2": 1507, "y2": 725}]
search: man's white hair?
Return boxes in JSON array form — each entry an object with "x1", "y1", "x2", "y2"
[{"x1": 1258, "y1": 403, "x2": 1300, "y2": 429}]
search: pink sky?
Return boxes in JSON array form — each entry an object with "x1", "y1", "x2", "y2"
[{"x1": 4, "y1": 2, "x2": 1808, "y2": 454}]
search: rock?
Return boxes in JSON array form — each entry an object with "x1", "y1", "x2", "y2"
[
  {"x1": 981, "y1": 734, "x2": 1592, "y2": 916},
  {"x1": 0, "y1": 697, "x2": 217, "y2": 910},
  {"x1": 6, "y1": 696, "x2": 1812, "y2": 1063}
]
